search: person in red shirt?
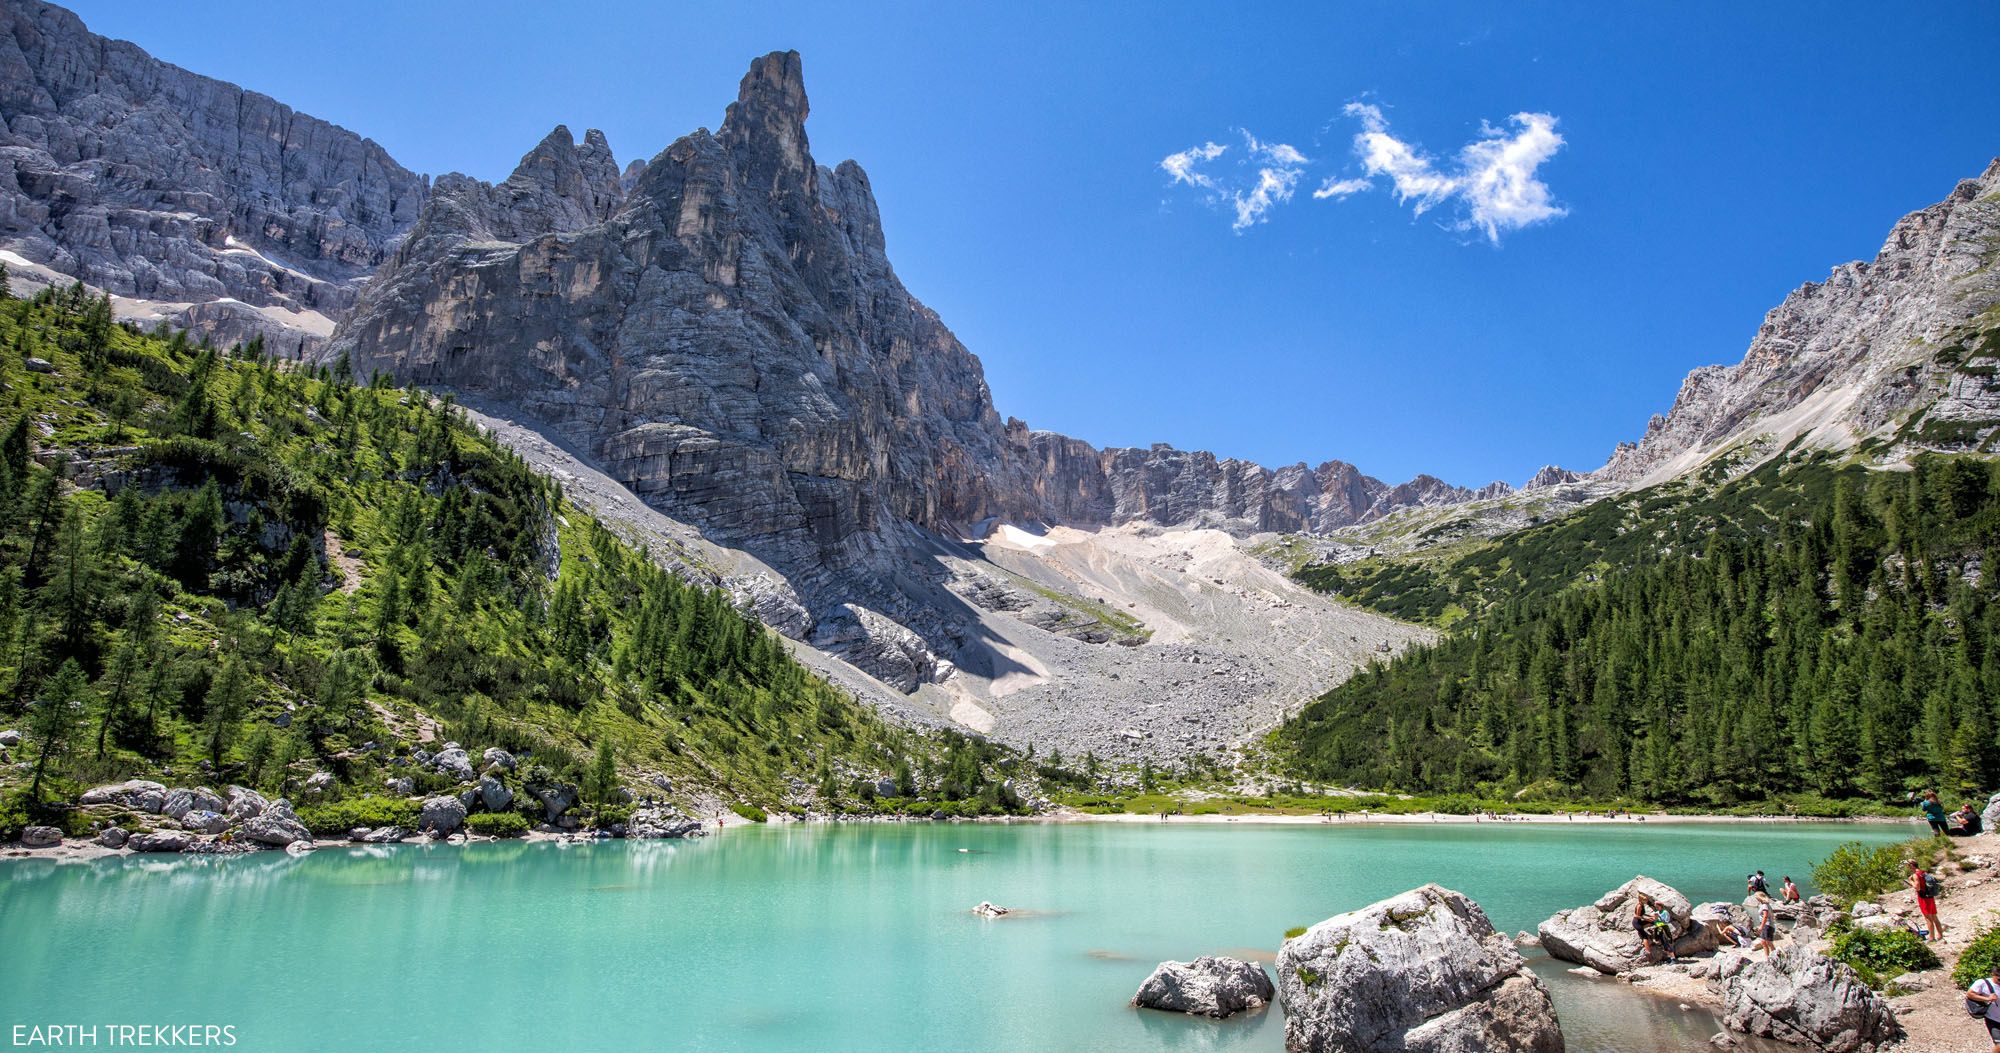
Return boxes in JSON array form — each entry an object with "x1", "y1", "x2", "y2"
[{"x1": 1907, "y1": 858, "x2": 1944, "y2": 941}]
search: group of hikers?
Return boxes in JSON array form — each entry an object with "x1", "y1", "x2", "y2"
[
  {"x1": 1631, "y1": 870, "x2": 1803, "y2": 965},
  {"x1": 1921, "y1": 789, "x2": 1987, "y2": 838}
]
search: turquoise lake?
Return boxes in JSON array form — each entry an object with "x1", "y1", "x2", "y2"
[{"x1": 2, "y1": 820, "x2": 1911, "y2": 1052}]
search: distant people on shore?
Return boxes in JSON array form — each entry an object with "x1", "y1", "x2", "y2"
[
  {"x1": 1921, "y1": 790, "x2": 1950, "y2": 836},
  {"x1": 1907, "y1": 857, "x2": 1945, "y2": 941}
]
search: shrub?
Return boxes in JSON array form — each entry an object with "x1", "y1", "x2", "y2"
[
  {"x1": 1812, "y1": 836, "x2": 1946, "y2": 905},
  {"x1": 729, "y1": 803, "x2": 767, "y2": 823},
  {"x1": 1954, "y1": 925, "x2": 2000, "y2": 989},
  {"x1": 465, "y1": 812, "x2": 529, "y2": 838},
  {"x1": 589, "y1": 804, "x2": 634, "y2": 829},
  {"x1": 295, "y1": 797, "x2": 421, "y2": 836},
  {"x1": 1284, "y1": 926, "x2": 1308, "y2": 940},
  {"x1": 0, "y1": 792, "x2": 28, "y2": 842},
  {"x1": 1829, "y1": 926, "x2": 1940, "y2": 987}
]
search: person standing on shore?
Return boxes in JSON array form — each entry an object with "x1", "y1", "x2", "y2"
[
  {"x1": 1921, "y1": 790, "x2": 1950, "y2": 836},
  {"x1": 1753, "y1": 899, "x2": 1778, "y2": 958},
  {"x1": 1907, "y1": 858, "x2": 1945, "y2": 941},
  {"x1": 1967, "y1": 961, "x2": 2000, "y2": 1053}
]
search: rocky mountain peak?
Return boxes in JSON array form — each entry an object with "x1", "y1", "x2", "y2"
[
  {"x1": 720, "y1": 50, "x2": 813, "y2": 192},
  {"x1": 494, "y1": 124, "x2": 624, "y2": 234}
]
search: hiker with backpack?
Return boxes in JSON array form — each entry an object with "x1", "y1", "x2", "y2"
[
  {"x1": 1967, "y1": 960, "x2": 2000, "y2": 1052},
  {"x1": 1908, "y1": 857, "x2": 1945, "y2": 941}
]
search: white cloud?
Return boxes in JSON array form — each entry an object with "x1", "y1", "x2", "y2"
[
  {"x1": 1160, "y1": 141, "x2": 1226, "y2": 189},
  {"x1": 1157, "y1": 131, "x2": 1307, "y2": 232},
  {"x1": 1321, "y1": 102, "x2": 1567, "y2": 243}
]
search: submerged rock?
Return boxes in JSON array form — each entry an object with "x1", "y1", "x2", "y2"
[
  {"x1": 1131, "y1": 955, "x2": 1273, "y2": 1018},
  {"x1": 1719, "y1": 947, "x2": 1899, "y2": 1052},
  {"x1": 1539, "y1": 875, "x2": 1714, "y2": 973},
  {"x1": 972, "y1": 902, "x2": 1010, "y2": 918},
  {"x1": 1277, "y1": 884, "x2": 1564, "y2": 1053}
]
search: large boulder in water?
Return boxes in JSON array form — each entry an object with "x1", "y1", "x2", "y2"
[
  {"x1": 1276, "y1": 884, "x2": 1565, "y2": 1053},
  {"x1": 1131, "y1": 955, "x2": 1274, "y2": 1018},
  {"x1": 1538, "y1": 875, "x2": 1714, "y2": 973},
  {"x1": 1719, "y1": 947, "x2": 1900, "y2": 1052}
]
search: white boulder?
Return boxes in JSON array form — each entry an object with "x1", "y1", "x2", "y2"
[{"x1": 1132, "y1": 956, "x2": 1274, "y2": 1018}]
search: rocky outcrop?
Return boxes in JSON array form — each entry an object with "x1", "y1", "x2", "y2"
[
  {"x1": 0, "y1": 0, "x2": 427, "y2": 350},
  {"x1": 224, "y1": 786, "x2": 267, "y2": 821},
  {"x1": 239, "y1": 800, "x2": 310, "y2": 846},
  {"x1": 78, "y1": 778, "x2": 166, "y2": 812},
  {"x1": 126, "y1": 831, "x2": 190, "y2": 853},
  {"x1": 1538, "y1": 875, "x2": 1716, "y2": 973},
  {"x1": 477, "y1": 775, "x2": 512, "y2": 813},
  {"x1": 20, "y1": 825, "x2": 60, "y2": 847},
  {"x1": 1596, "y1": 159, "x2": 2000, "y2": 485},
  {"x1": 1718, "y1": 947, "x2": 1900, "y2": 1052},
  {"x1": 625, "y1": 808, "x2": 703, "y2": 839},
  {"x1": 419, "y1": 795, "x2": 467, "y2": 836},
  {"x1": 1276, "y1": 884, "x2": 1564, "y2": 1053},
  {"x1": 1130, "y1": 956, "x2": 1274, "y2": 1019}
]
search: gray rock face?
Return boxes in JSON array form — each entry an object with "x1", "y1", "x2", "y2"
[
  {"x1": 20, "y1": 824, "x2": 60, "y2": 847},
  {"x1": 531, "y1": 783, "x2": 577, "y2": 823},
  {"x1": 179, "y1": 810, "x2": 229, "y2": 835},
  {"x1": 358, "y1": 825, "x2": 407, "y2": 844},
  {"x1": 94, "y1": 826, "x2": 126, "y2": 848},
  {"x1": 625, "y1": 807, "x2": 704, "y2": 839},
  {"x1": 419, "y1": 795, "x2": 467, "y2": 836},
  {"x1": 224, "y1": 785, "x2": 267, "y2": 821},
  {"x1": 0, "y1": 0, "x2": 427, "y2": 350},
  {"x1": 431, "y1": 747, "x2": 475, "y2": 783},
  {"x1": 1131, "y1": 956, "x2": 1274, "y2": 1019},
  {"x1": 239, "y1": 809, "x2": 310, "y2": 847},
  {"x1": 1718, "y1": 947, "x2": 1900, "y2": 1052},
  {"x1": 1596, "y1": 159, "x2": 2000, "y2": 486},
  {"x1": 319, "y1": 52, "x2": 1500, "y2": 690},
  {"x1": 478, "y1": 775, "x2": 512, "y2": 813},
  {"x1": 78, "y1": 779, "x2": 166, "y2": 811},
  {"x1": 1276, "y1": 884, "x2": 1565, "y2": 1053},
  {"x1": 1982, "y1": 791, "x2": 2000, "y2": 834},
  {"x1": 1538, "y1": 876, "x2": 1715, "y2": 974},
  {"x1": 482, "y1": 748, "x2": 516, "y2": 772},
  {"x1": 126, "y1": 831, "x2": 190, "y2": 853}
]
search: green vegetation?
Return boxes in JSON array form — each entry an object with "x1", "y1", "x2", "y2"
[
  {"x1": 1285, "y1": 453, "x2": 2000, "y2": 806},
  {"x1": 0, "y1": 281, "x2": 1022, "y2": 824},
  {"x1": 728, "y1": 802, "x2": 768, "y2": 823},
  {"x1": 1283, "y1": 925, "x2": 1308, "y2": 940},
  {"x1": 1811, "y1": 836, "x2": 1950, "y2": 906},
  {"x1": 1954, "y1": 924, "x2": 2000, "y2": 988},
  {"x1": 295, "y1": 797, "x2": 422, "y2": 837},
  {"x1": 465, "y1": 812, "x2": 529, "y2": 837},
  {"x1": 1828, "y1": 925, "x2": 1940, "y2": 988}
]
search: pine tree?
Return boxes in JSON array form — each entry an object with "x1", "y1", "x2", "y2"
[{"x1": 28, "y1": 659, "x2": 89, "y2": 800}]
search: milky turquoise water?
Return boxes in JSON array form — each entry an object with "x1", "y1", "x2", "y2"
[{"x1": 1, "y1": 820, "x2": 1911, "y2": 1052}]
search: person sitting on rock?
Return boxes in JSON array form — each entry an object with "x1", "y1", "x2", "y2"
[
  {"x1": 1780, "y1": 875, "x2": 1801, "y2": 904},
  {"x1": 1954, "y1": 802, "x2": 1984, "y2": 837},
  {"x1": 1966, "y1": 960, "x2": 2000, "y2": 1053},
  {"x1": 1632, "y1": 893, "x2": 1662, "y2": 960}
]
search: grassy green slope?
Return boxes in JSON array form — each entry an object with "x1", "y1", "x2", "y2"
[{"x1": 0, "y1": 281, "x2": 1023, "y2": 835}]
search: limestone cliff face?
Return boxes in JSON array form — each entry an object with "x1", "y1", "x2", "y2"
[
  {"x1": 1595, "y1": 159, "x2": 2000, "y2": 484},
  {"x1": 0, "y1": 0, "x2": 428, "y2": 348},
  {"x1": 329, "y1": 52, "x2": 1483, "y2": 566}
]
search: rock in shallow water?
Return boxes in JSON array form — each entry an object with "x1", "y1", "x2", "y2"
[
  {"x1": 1538, "y1": 875, "x2": 1715, "y2": 973},
  {"x1": 1277, "y1": 883, "x2": 1564, "y2": 1053},
  {"x1": 1131, "y1": 955, "x2": 1273, "y2": 1018}
]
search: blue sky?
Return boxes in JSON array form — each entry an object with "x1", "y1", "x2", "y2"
[{"x1": 61, "y1": 2, "x2": 2000, "y2": 487}]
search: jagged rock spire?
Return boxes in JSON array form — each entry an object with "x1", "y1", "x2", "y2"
[{"x1": 719, "y1": 50, "x2": 815, "y2": 195}]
